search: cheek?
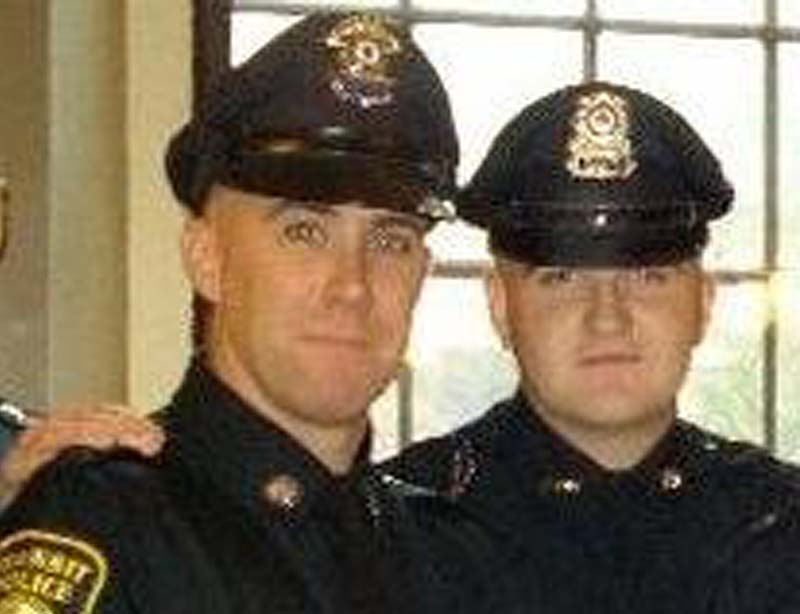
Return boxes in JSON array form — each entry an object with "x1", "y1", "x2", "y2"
[
  {"x1": 504, "y1": 293, "x2": 567, "y2": 370},
  {"x1": 369, "y1": 268, "x2": 422, "y2": 339},
  {"x1": 643, "y1": 295, "x2": 707, "y2": 352},
  {"x1": 635, "y1": 309, "x2": 706, "y2": 393},
  {"x1": 219, "y1": 251, "x2": 309, "y2": 328}
]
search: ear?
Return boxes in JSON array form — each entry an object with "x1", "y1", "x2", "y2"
[
  {"x1": 694, "y1": 269, "x2": 716, "y2": 344},
  {"x1": 486, "y1": 263, "x2": 512, "y2": 350},
  {"x1": 180, "y1": 215, "x2": 221, "y2": 303},
  {"x1": 408, "y1": 245, "x2": 432, "y2": 310}
]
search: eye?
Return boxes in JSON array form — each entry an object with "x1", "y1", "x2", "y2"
[
  {"x1": 536, "y1": 268, "x2": 579, "y2": 286},
  {"x1": 368, "y1": 227, "x2": 419, "y2": 255},
  {"x1": 281, "y1": 219, "x2": 328, "y2": 248},
  {"x1": 630, "y1": 266, "x2": 672, "y2": 285}
]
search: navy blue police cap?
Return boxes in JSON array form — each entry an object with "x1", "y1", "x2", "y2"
[
  {"x1": 458, "y1": 81, "x2": 734, "y2": 266},
  {"x1": 166, "y1": 11, "x2": 458, "y2": 221}
]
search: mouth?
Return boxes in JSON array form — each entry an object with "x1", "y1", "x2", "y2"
[
  {"x1": 301, "y1": 334, "x2": 370, "y2": 350},
  {"x1": 578, "y1": 352, "x2": 641, "y2": 368}
]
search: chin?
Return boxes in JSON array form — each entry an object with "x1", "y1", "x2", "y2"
[
  {"x1": 577, "y1": 399, "x2": 673, "y2": 431},
  {"x1": 303, "y1": 377, "x2": 385, "y2": 421}
]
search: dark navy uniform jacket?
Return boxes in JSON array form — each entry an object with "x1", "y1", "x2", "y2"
[
  {"x1": 391, "y1": 391, "x2": 800, "y2": 614},
  {"x1": 0, "y1": 363, "x2": 500, "y2": 614}
]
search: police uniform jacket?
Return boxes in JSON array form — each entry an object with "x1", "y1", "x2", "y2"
[
  {"x1": 0, "y1": 362, "x2": 497, "y2": 614},
  {"x1": 391, "y1": 391, "x2": 800, "y2": 614}
]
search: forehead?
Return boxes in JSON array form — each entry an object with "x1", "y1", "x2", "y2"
[
  {"x1": 537, "y1": 262, "x2": 699, "y2": 272},
  {"x1": 497, "y1": 257, "x2": 705, "y2": 280},
  {"x1": 496, "y1": 251, "x2": 701, "y2": 270},
  {"x1": 207, "y1": 185, "x2": 431, "y2": 229}
]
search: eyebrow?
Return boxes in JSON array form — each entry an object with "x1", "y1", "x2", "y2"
[
  {"x1": 262, "y1": 199, "x2": 335, "y2": 221},
  {"x1": 262, "y1": 200, "x2": 429, "y2": 235},
  {"x1": 371, "y1": 213, "x2": 431, "y2": 236}
]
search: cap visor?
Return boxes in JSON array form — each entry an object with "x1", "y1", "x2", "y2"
[
  {"x1": 490, "y1": 225, "x2": 708, "y2": 267},
  {"x1": 222, "y1": 150, "x2": 440, "y2": 217}
]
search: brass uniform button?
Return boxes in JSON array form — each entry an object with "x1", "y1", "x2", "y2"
[
  {"x1": 552, "y1": 477, "x2": 582, "y2": 497},
  {"x1": 660, "y1": 467, "x2": 684, "y2": 493},
  {"x1": 263, "y1": 474, "x2": 304, "y2": 511}
]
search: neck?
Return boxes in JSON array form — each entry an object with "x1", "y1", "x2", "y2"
[
  {"x1": 287, "y1": 422, "x2": 367, "y2": 476},
  {"x1": 204, "y1": 350, "x2": 367, "y2": 476},
  {"x1": 526, "y1": 394, "x2": 675, "y2": 471}
]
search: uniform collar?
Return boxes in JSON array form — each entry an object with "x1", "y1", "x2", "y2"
[
  {"x1": 492, "y1": 390, "x2": 702, "y2": 501},
  {"x1": 157, "y1": 359, "x2": 374, "y2": 520}
]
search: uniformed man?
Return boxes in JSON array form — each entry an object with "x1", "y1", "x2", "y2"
[
  {"x1": 392, "y1": 81, "x2": 800, "y2": 613},
  {"x1": 0, "y1": 11, "x2": 498, "y2": 614},
  {"x1": 6, "y1": 64, "x2": 798, "y2": 614}
]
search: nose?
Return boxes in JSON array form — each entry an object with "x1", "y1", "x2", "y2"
[
  {"x1": 324, "y1": 243, "x2": 372, "y2": 310},
  {"x1": 583, "y1": 274, "x2": 633, "y2": 337}
]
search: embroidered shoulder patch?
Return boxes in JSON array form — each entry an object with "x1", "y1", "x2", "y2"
[{"x1": 0, "y1": 530, "x2": 108, "y2": 614}]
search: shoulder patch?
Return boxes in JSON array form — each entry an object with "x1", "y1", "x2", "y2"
[
  {"x1": 0, "y1": 530, "x2": 108, "y2": 614},
  {"x1": 447, "y1": 439, "x2": 479, "y2": 499}
]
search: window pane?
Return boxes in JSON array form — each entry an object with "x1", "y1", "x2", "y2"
[
  {"x1": 598, "y1": 1, "x2": 761, "y2": 24},
  {"x1": 680, "y1": 281, "x2": 766, "y2": 444},
  {"x1": 598, "y1": 33, "x2": 764, "y2": 270},
  {"x1": 779, "y1": 45, "x2": 800, "y2": 268},
  {"x1": 412, "y1": 0, "x2": 584, "y2": 16},
  {"x1": 428, "y1": 221, "x2": 490, "y2": 262},
  {"x1": 234, "y1": 0, "x2": 395, "y2": 9},
  {"x1": 777, "y1": 272, "x2": 800, "y2": 460},
  {"x1": 779, "y1": 0, "x2": 800, "y2": 25},
  {"x1": 415, "y1": 24, "x2": 582, "y2": 260},
  {"x1": 408, "y1": 277, "x2": 517, "y2": 442},
  {"x1": 231, "y1": 12, "x2": 301, "y2": 65},
  {"x1": 416, "y1": 25, "x2": 583, "y2": 183}
]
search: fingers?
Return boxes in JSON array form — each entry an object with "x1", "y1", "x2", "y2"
[
  {"x1": 0, "y1": 404, "x2": 165, "y2": 508},
  {"x1": 29, "y1": 404, "x2": 164, "y2": 457}
]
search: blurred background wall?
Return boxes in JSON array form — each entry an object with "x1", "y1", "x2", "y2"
[{"x1": 0, "y1": 0, "x2": 191, "y2": 413}]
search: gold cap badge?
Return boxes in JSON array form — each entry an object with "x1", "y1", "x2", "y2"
[
  {"x1": 325, "y1": 14, "x2": 404, "y2": 108},
  {"x1": 565, "y1": 89, "x2": 638, "y2": 181}
]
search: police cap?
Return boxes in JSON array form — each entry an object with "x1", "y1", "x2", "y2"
[
  {"x1": 166, "y1": 11, "x2": 458, "y2": 221},
  {"x1": 458, "y1": 81, "x2": 734, "y2": 266}
]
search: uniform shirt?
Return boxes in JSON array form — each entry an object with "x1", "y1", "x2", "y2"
[
  {"x1": 0, "y1": 362, "x2": 499, "y2": 614},
  {"x1": 391, "y1": 390, "x2": 800, "y2": 614}
]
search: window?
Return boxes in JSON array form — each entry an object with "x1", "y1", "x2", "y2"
[{"x1": 219, "y1": 1, "x2": 800, "y2": 460}]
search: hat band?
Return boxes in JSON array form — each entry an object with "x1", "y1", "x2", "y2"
[
  {"x1": 489, "y1": 222, "x2": 709, "y2": 267},
  {"x1": 219, "y1": 149, "x2": 454, "y2": 221},
  {"x1": 500, "y1": 199, "x2": 701, "y2": 231}
]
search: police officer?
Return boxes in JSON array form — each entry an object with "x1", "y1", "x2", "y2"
[
  {"x1": 393, "y1": 81, "x2": 800, "y2": 614},
  {"x1": 0, "y1": 11, "x2": 498, "y2": 614}
]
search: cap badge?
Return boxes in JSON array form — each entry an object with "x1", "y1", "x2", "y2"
[
  {"x1": 565, "y1": 89, "x2": 638, "y2": 181},
  {"x1": 325, "y1": 14, "x2": 403, "y2": 109}
]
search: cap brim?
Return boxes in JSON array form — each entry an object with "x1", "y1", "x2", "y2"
[
  {"x1": 220, "y1": 150, "x2": 449, "y2": 219},
  {"x1": 489, "y1": 224, "x2": 708, "y2": 267}
]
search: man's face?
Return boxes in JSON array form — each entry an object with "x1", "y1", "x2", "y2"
[
  {"x1": 182, "y1": 185, "x2": 430, "y2": 431},
  {"x1": 488, "y1": 258, "x2": 714, "y2": 435}
]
